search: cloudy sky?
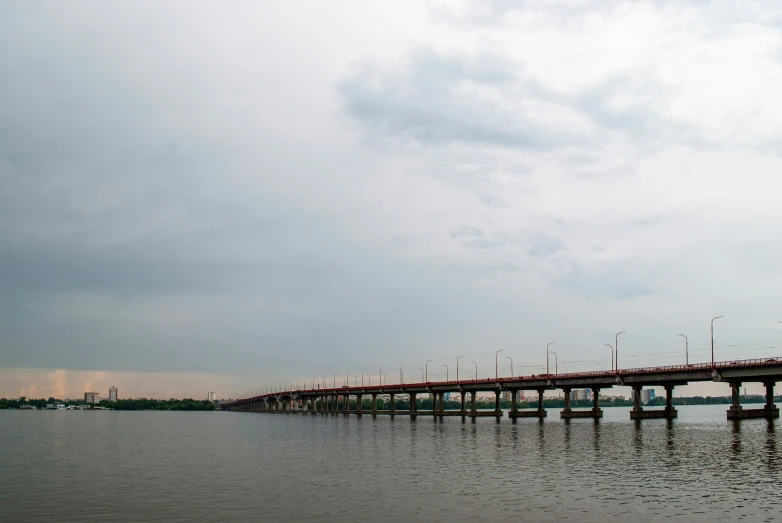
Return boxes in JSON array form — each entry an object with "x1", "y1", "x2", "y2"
[{"x1": 2, "y1": 0, "x2": 782, "y2": 400}]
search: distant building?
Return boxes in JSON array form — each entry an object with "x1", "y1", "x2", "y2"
[
  {"x1": 501, "y1": 391, "x2": 511, "y2": 402},
  {"x1": 108, "y1": 386, "x2": 118, "y2": 402},
  {"x1": 570, "y1": 389, "x2": 592, "y2": 401},
  {"x1": 84, "y1": 392, "x2": 101, "y2": 404},
  {"x1": 207, "y1": 391, "x2": 216, "y2": 402},
  {"x1": 641, "y1": 389, "x2": 656, "y2": 405}
]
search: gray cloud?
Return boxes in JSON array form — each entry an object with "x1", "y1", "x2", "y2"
[{"x1": 339, "y1": 46, "x2": 589, "y2": 151}]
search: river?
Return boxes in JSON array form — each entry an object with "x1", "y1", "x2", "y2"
[{"x1": 0, "y1": 405, "x2": 779, "y2": 522}]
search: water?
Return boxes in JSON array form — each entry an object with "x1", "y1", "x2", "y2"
[{"x1": 1, "y1": 406, "x2": 779, "y2": 522}]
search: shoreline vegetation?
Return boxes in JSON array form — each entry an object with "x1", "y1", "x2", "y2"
[
  {"x1": 3, "y1": 395, "x2": 779, "y2": 411},
  {"x1": 0, "y1": 398, "x2": 217, "y2": 411}
]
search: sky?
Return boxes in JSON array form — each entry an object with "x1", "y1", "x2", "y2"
[{"x1": 2, "y1": 0, "x2": 782, "y2": 400}]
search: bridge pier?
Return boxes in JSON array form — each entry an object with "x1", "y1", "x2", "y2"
[
  {"x1": 410, "y1": 393, "x2": 417, "y2": 416},
  {"x1": 389, "y1": 393, "x2": 395, "y2": 416},
  {"x1": 727, "y1": 381, "x2": 780, "y2": 419},
  {"x1": 356, "y1": 394, "x2": 363, "y2": 415},
  {"x1": 494, "y1": 391, "x2": 502, "y2": 417},
  {"x1": 629, "y1": 385, "x2": 677, "y2": 419},
  {"x1": 460, "y1": 391, "x2": 466, "y2": 416},
  {"x1": 507, "y1": 389, "x2": 547, "y2": 418},
  {"x1": 371, "y1": 393, "x2": 377, "y2": 415},
  {"x1": 561, "y1": 387, "x2": 603, "y2": 419}
]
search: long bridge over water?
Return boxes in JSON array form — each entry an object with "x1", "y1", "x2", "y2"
[{"x1": 223, "y1": 357, "x2": 782, "y2": 420}]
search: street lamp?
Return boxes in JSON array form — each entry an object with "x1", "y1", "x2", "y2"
[
  {"x1": 322, "y1": 375, "x2": 327, "y2": 389},
  {"x1": 361, "y1": 370, "x2": 367, "y2": 387},
  {"x1": 615, "y1": 331, "x2": 625, "y2": 370},
  {"x1": 471, "y1": 360, "x2": 478, "y2": 380},
  {"x1": 457, "y1": 355, "x2": 464, "y2": 381},
  {"x1": 678, "y1": 334, "x2": 689, "y2": 365},
  {"x1": 495, "y1": 349, "x2": 504, "y2": 379},
  {"x1": 443, "y1": 364, "x2": 449, "y2": 382},
  {"x1": 379, "y1": 368, "x2": 384, "y2": 386},
  {"x1": 546, "y1": 342, "x2": 556, "y2": 375},
  {"x1": 333, "y1": 374, "x2": 338, "y2": 389},
  {"x1": 605, "y1": 344, "x2": 614, "y2": 371},
  {"x1": 506, "y1": 356, "x2": 514, "y2": 377},
  {"x1": 549, "y1": 350, "x2": 558, "y2": 375},
  {"x1": 400, "y1": 364, "x2": 405, "y2": 385},
  {"x1": 711, "y1": 316, "x2": 723, "y2": 368},
  {"x1": 419, "y1": 367, "x2": 425, "y2": 382},
  {"x1": 425, "y1": 360, "x2": 432, "y2": 382}
]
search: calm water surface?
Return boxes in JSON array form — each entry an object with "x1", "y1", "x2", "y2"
[{"x1": 1, "y1": 406, "x2": 780, "y2": 522}]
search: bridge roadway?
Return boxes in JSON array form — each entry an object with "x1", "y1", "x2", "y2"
[{"x1": 223, "y1": 357, "x2": 782, "y2": 421}]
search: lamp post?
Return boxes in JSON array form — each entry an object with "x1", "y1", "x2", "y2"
[
  {"x1": 400, "y1": 364, "x2": 405, "y2": 385},
  {"x1": 379, "y1": 368, "x2": 384, "y2": 386},
  {"x1": 443, "y1": 364, "x2": 449, "y2": 382},
  {"x1": 615, "y1": 331, "x2": 625, "y2": 370},
  {"x1": 678, "y1": 334, "x2": 689, "y2": 365},
  {"x1": 425, "y1": 360, "x2": 432, "y2": 382},
  {"x1": 457, "y1": 355, "x2": 464, "y2": 381},
  {"x1": 506, "y1": 356, "x2": 514, "y2": 377},
  {"x1": 322, "y1": 375, "x2": 327, "y2": 389},
  {"x1": 419, "y1": 367, "x2": 425, "y2": 382},
  {"x1": 495, "y1": 349, "x2": 504, "y2": 379},
  {"x1": 333, "y1": 374, "x2": 338, "y2": 389},
  {"x1": 546, "y1": 342, "x2": 556, "y2": 375},
  {"x1": 711, "y1": 316, "x2": 722, "y2": 368},
  {"x1": 471, "y1": 360, "x2": 478, "y2": 380},
  {"x1": 361, "y1": 369, "x2": 368, "y2": 387},
  {"x1": 549, "y1": 350, "x2": 558, "y2": 375},
  {"x1": 605, "y1": 344, "x2": 614, "y2": 371}
]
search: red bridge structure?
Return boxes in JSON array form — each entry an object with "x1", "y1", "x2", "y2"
[{"x1": 222, "y1": 357, "x2": 782, "y2": 421}]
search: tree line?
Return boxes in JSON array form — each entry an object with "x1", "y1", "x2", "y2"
[{"x1": 0, "y1": 397, "x2": 217, "y2": 411}]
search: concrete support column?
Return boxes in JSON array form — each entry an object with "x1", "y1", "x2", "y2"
[
  {"x1": 410, "y1": 393, "x2": 417, "y2": 414},
  {"x1": 765, "y1": 382, "x2": 775, "y2": 411},
  {"x1": 371, "y1": 394, "x2": 378, "y2": 415},
  {"x1": 356, "y1": 394, "x2": 363, "y2": 415},
  {"x1": 433, "y1": 392, "x2": 440, "y2": 416},
  {"x1": 460, "y1": 392, "x2": 466, "y2": 415},
  {"x1": 511, "y1": 390, "x2": 518, "y2": 413},
  {"x1": 730, "y1": 382, "x2": 742, "y2": 412},
  {"x1": 494, "y1": 391, "x2": 501, "y2": 414},
  {"x1": 592, "y1": 388, "x2": 600, "y2": 412},
  {"x1": 470, "y1": 391, "x2": 477, "y2": 413},
  {"x1": 563, "y1": 388, "x2": 572, "y2": 412},
  {"x1": 389, "y1": 393, "x2": 395, "y2": 414},
  {"x1": 537, "y1": 389, "x2": 545, "y2": 413},
  {"x1": 665, "y1": 385, "x2": 674, "y2": 412},
  {"x1": 633, "y1": 386, "x2": 642, "y2": 412}
]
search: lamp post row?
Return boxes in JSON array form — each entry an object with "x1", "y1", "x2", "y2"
[{"x1": 250, "y1": 315, "x2": 776, "y2": 397}]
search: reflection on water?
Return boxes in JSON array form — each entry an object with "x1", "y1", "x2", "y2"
[{"x1": 0, "y1": 406, "x2": 779, "y2": 523}]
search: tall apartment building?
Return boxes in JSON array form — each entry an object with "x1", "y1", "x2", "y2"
[
  {"x1": 641, "y1": 389, "x2": 656, "y2": 405},
  {"x1": 207, "y1": 391, "x2": 216, "y2": 402},
  {"x1": 108, "y1": 386, "x2": 118, "y2": 402},
  {"x1": 84, "y1": 391, "x2": 101, "y2": 404}
]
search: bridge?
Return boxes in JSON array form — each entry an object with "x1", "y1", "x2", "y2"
[{"x1": 222, "y1": 357, "x2": 782, "y2": 420}]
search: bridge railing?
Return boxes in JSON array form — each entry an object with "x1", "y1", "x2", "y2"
[{"x1": 225, "y1": 357, "x2": 782, "y2": 405}]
